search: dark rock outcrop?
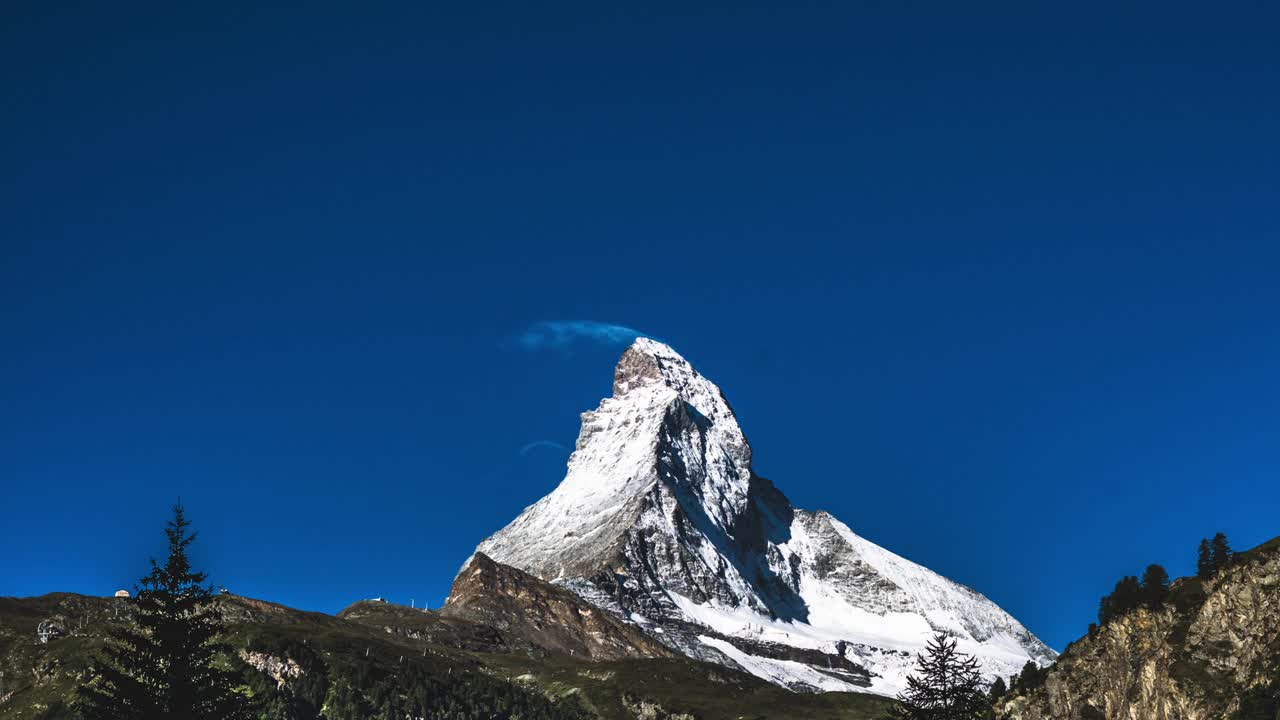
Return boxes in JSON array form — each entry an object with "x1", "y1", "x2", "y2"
[{"x1": 442, "y1": 552, "x2": 673, "y2": 661}]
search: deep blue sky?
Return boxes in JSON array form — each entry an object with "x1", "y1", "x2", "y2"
[{"x1": 3, "y1": 2, "x2": 1278, "y2": 652}]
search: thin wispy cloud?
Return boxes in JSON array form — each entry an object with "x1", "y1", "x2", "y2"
[
  {"x1": 506, "y1": 320, "x2": 647, "y2": 353},
  {"x1": 518, "y1": 440, "x2": 570, "y2": 457}
]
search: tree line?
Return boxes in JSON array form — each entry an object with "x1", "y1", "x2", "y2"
[
  {"x1": 1196, "y1": 532, "x2": 1235, "y2": 581},
  {"x1": 1095, "y1": 532, "x2": 1233, "y2": 629}
]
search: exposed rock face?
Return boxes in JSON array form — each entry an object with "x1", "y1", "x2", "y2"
[
  {"x1": 240, "y1": 650, "x2": 303, "y2": 689},
  {"x1": 622, "y1": 694, "x2": 699, "y2": 720},
  {"x1": 442, "y1": 552, "x2": 673, "y2": 661},
  {"x1": 475, "y1": 338, "x2": 1055, "y2": 695},
  {"x1": 1000, "y1": 539, "x2": 1280, "y2": 720}
]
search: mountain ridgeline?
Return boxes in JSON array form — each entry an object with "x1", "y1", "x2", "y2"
[{"x1": 998, "y1": 537, "x2": 1280, "y2": 719}]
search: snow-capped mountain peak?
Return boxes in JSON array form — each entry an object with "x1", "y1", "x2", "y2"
[
  {"x1": 475, "y1": 338, "x2": 1054, "y2": 696},
  {"x1": 612, "y1": 338, "x2": 748, "y2": 445}
]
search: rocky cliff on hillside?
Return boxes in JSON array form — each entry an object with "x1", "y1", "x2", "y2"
[
  {"x1": 476, "y1": 338, "x2": 1055, "y2": 696},
  {"x1": 999, "y1": 538, "x2": 1280, "y2": 720},
  {"x1": 441, "y1": 552, "x2": 673, "y2": 661}
]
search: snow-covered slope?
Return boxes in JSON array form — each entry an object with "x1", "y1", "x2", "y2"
[{"x1": 476, "y1": 338, "x2": 1055, "y2": 696}]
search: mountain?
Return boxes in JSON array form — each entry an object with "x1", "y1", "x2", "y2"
[
  {"x1": 0, "y1": 591, "x2": 895, "y2": 720},
  {"x1": 999, "y1": 537, "x2": 1280, "y2": 720},
  {"x1": 476, "y1": 337, "x2": 1055, "y2": 696}
]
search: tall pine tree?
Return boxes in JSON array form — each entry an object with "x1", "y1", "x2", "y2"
[
  {"x1": 890, "y1": 633, "x2": 990, "y2": 720},
  {"x1": 1011, "y1": 660, "x2": 1047, "y2": 692},
  {"x1": 1098, "y1": 575, "x2": 1143, "y2": 625},
  {"x1": 1196, "y1": 539, "x2": 1213, "y2": 580},
  {"x1": 1209, "y1": 532, "x2": 1233, "y2": 576},
  {"x1": 77, "y1": 503, "x2": 249, "y2": 720},
  {"x1": 1140, "y1": 564, "x2": 1169, "y2": 610}
]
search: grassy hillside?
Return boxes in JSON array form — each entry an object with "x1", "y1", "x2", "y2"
[{"x1": 0, "y1": 593, "x2": 895, "y2": 720}]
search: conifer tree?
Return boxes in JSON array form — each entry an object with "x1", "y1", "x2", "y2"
[
  {"x1": 1098, "y1": 575, "x2": 1143, "y2": 625},
  {"x1": 1209, "y1": 532, "x2": 1233, "y2": 576},
  {"x1": 890, "y1": 633, "x2": 990, "y2": 720},
  {"x1": 77, "y1": 503, "x2": 249, "y2": 720},
  {"x1": 1196, "y1": 538, "x2": 1213, "y2": 580},
  {"x1": 985, "y1": 676, "x2": 1007, "y2": 720},
  {"x1": 1116, "y1": 574, "x2": 1142, "y2": 613},
  {"x1": 1012, "y1": 660, "x2": 1046, "y2": 692},
  {"x1": 1140, "y1": 564, "x2": 1169, "y2": 610}
]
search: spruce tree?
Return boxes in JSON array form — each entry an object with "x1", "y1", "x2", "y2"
[
  {"x1": 1014, "y1": 660, "x2": 1046, "y2": 692},
  {"x1": 985, "y1": 676, "x2": 1007, "y2": 720},
  {"x1": 1196, "y1": 538, "x2": 1213, "y2": 580},
  {"x1": 1099, "y1": 575, "x2": 1143, "y2": 625},
  {"x1": 1116, "y1": 575, "x2": 1142, "y2": 614},
  {"x1": 1097, "y1": 593, "x2": 1114, "y2": 626},
  {"x1": 890, "y1": 633, "x2": 990, "y2": 720},
  {"x1": 1140, "y1": 564, "x2": 1169, "y2": 610},
  {"x1": 77, "y1": 503, "x2": 249, "y2": 720},
  {"x1": 1210, "y1": 532, "x2": 1233, "y2": 576}
]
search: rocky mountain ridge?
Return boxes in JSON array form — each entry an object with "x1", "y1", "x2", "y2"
[{"x1": 998, "y1": 537, "x2": 1280, "y2": 720}]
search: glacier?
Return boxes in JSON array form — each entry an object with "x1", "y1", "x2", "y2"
[{"x1": 476, "y1": 337, "x2": 1055, "y2": 696}]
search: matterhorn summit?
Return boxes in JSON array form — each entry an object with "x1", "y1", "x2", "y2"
[{"x1": 476, "y1": 338, "x2": 1055, "y2": 696}]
